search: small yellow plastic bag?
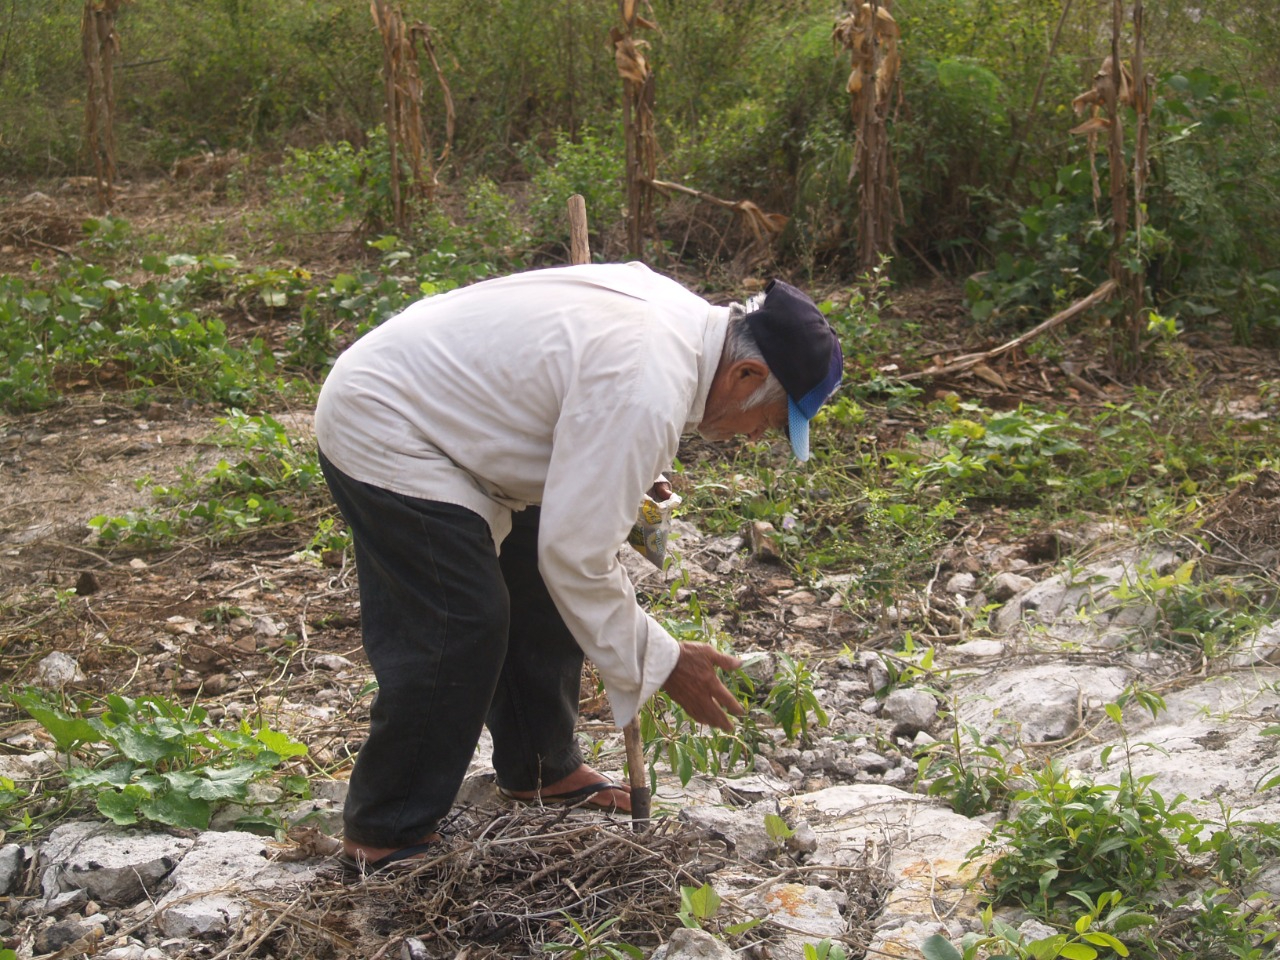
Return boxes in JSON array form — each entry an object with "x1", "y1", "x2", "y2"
[{"x1": 627, "y1": 488, "x2": 682, "y2": 569}]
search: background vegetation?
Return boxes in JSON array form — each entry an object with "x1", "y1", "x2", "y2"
[
  {"x1": 1, "y1": 0, "x2": 1277, "y2": 333},
  {"x1": 3, "y1": 2, "x2": 1280, "y2": 958}
]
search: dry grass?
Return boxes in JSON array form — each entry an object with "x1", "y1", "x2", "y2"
[{"x1": 247, "y1": 804, "x2": 886, "y2": 959}]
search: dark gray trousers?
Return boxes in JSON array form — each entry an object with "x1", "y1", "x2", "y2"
[{"x1": 319, "y1": 451, "x2": 585, "y2": 848}]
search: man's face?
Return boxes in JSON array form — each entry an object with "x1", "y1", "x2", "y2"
[
  {"x1": 699, "y1": 357, "x2": 791, "y2": 445},
  {"x1": 698, "y1": 394, "x2": 790, "y2": 444}
]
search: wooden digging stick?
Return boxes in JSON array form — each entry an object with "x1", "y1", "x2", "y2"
[{"x1": 565, "y1": 194, "x2": 651, "y2": 829}]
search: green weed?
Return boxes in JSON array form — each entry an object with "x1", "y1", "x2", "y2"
[
  {"x1": 922, "y1": 894, "x2": 1143, "y2": 960},
  {"x1": 764, "y1": 652, "x2": 829, "y2": 744},
  {"x1": 543, "y1": 915, "x2": 644, "y2": 960},
  {"x1": 89, "y1": 410, "x2": 321, "y2": 549},
  {"x1": 915, "y1": 712, "x2": 1020, "y2": 817},
  {"x1": 12, "y1": 688, "x2": 308, "y2": 833},
  {"x1": 676, "y1": 882, "x2": 762, "y2": 937},
  {"x1": 970, "y1": 759, "x2": 1192, "y2": 914}
]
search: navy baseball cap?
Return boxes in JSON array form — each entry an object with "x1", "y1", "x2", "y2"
[{"x1": 744, "y1": 279, "x2": 844, "y2": 461}]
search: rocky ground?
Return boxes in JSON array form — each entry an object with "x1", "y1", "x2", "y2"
[
  {"x1": 2, "y1": 389, "x2": 1280, "y2": 959},
  {"x1": 1, "y1": 177, "x2": 1279, "y2": 958}
]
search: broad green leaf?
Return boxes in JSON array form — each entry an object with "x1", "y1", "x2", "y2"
[
  {"x1": 14, "y1": 693, "x2": 102, "y2": 753},
  {"x1": 160, "y1": 769, "x2": 204, "y2": 795},
  {"x1": 107, "y1": 724, "x2": 181, "y2": 764},
  {"x1": 188, "y1": 762, "x2": 264, "y2": 801},
  {"x1": 764, "y1": 813, "x2": 795, "y2": 843},
  {"x1": 724, "y1": 918, "x2": 763, "y2": 935},
  {"x1": 140, "y1": 789, "x2": 212, "y2": 830},
  {"x1": 920, "y1": 935, "x2": 964, "y2": 960},
  {"x1": 1081, "y1": 932, "x2": 1128, "y2": 954},
  {"x1": 255, "y1": 727, "x2": 307, "y2": 759},
  {"x1": 1057, "y1": 945, "x2": 1098, "y2": 960},
  {"x1": 680, "y1": 883, "x2": 721, "y2": 920},
  {"x1": 1027, "y1": 936, "x2": 1066, "y2": 960},
  {"x1": 66, "y1": 760, "x2": 136, "y2": 789},
  {"x1": 97, "y1": 786, "x2": 146, "y2": 825}
]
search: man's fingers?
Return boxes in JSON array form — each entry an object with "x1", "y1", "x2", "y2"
[
  {"x1": 715, "y1": 683, "x2": 746, "y2": 716},
  {"x1": 710, "y1": 650, "x2": 743, "y2": 672},
  {"x1": 662, "y1": 643, "x2": 749, "y2": 729}
]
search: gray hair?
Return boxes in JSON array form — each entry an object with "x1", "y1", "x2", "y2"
[{"x1": 724, "y1": 302, "x2": 788, "y2": 410}]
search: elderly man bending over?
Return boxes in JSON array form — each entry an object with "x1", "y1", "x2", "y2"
[{"x1": 314, "y1": 262, "x2": 843, "y2": 872}]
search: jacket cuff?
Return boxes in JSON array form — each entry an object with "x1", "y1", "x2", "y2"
[{"x1": 605, "y1": 621, "x2": 681, "y2": 727}]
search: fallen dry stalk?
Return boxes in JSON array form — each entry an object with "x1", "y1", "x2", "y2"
[
  {"x1": 903, "y1": 279, "x2": 1119, "y2": 380},
  {"x1": 648, "y1": 179, "x2": 788, "y2": 245}
]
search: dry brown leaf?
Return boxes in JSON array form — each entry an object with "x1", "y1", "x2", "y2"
[
  {"x1": 971, "y1": 362, "x2": 1008, "y2": 390},
  {"x1": 613, "y1": 35, "x2": 651, "y2": 84},
  {"x1": 1070, "y1": 116, "x2": 1112, "y2": 135}
]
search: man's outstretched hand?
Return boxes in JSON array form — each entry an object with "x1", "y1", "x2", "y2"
[{"x1": 661, "y1": 642, "x2": 745, "y2": 730}]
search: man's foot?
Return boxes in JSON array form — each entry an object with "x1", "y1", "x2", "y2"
[
  {"x1": 341, "y1": 833, "x2": 441, "y2": 876},
  {"x1": 500, "y1": 763, "x2": 632, "y2": 813}
]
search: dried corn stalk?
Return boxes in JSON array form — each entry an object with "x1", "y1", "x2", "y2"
[
  {"x1": 370, "y1": 0, "x2": 455, "y2": 228},
  {"x1": 1067, "y1": 0, "x2": 1152, "y2": 367},
  {"x1": 649, "y1": 179, "x2": 789, "y2": 247},
  {"x1": 82, "y1": 0, "x2": 128, "y2": 213},
  {"x1": 1070, "y1": 54, "x2": 1135, "y2": 204},
  {"x1": 834, "y1": 1, "x2": 901, "y2": 270},
  {"x1": 611, "y1": 0, "x2": 659, "y2": 259}
]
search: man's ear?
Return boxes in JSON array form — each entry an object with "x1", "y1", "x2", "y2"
[{"x1": 727, "y1": 359, "x2": 769, "y2": 399}]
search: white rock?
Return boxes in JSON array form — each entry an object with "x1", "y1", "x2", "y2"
[
  {"x1": 1228, "y1": 622, "x2": 1280, "y2": 668},
  {"x1": 945, "y1": 572, "x2": 977, "y2": 594},
  {"x1": 0, "y1": 844, "x2": 25, "y2": 895},
  {"x1": 40, "y1": 823, "x2": 191, "y2": 905},
  {"x1": 989, "y1": 571, "x2": 1034, "y2": 602},
  {"x1": 795, "y1": 784, "x2": 991, "y2": 924},
  {"x1": 253, "y1": 616, "x2": 282, "y2": 637},
  {"x1": 951, "y1": 639, "x2": 1004, "y2": 658},
  {"x1": 957, "y1": 663, "x2": 1130, "y2": 744},
  {"x1": 883, "y1": 689, "x2": 938, "y2": 729},
  {"x1": 864, "y1": 920, "x2": 956, "y2": 959},
  {"x1": 748, "y1": 882, "x2": 846, "y2": 955},
  {"x1": 650, "y1": 928, "x2": 736, "y2": 959},
  {"x1": 156, "y1": 831, "x2": 319, "y2": 938},
  {"x1": 33, "y1": 652, "x2": 85, "y2": 687},
  {"x1": 680, "y1": 802, "x2": 784, "y2": 864},
  {"x1": 0, "y1": 751, "x2": 58, "y2": 783},
  {"x1": 1063, "y1": 668, "x2": 1280, "y2": 820},
  {"x1": 310, "y1": 653, "x2": 355, "y2": 671}
]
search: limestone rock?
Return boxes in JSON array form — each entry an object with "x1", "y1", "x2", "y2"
[
  {"x1": 0, "y1": 844, "x2": 25, "y2": 895},
  {"x1": 883, "y1": 689, "x2": 938, "y2": 731},
  {"x1": 41, "y1": 823, "x2": 190, "y2": 906},
  {"x1": 650, "y1": 928, "x2": 736, "y2": 959},
  {"x1": 156, "y1": 830, "x2": 319, "y2": 938},
  {"x1": 989, "y1": 571, "x2": 1034, "y2": 602},
  {"x1": 957, "y1": 663, "x2": 1130, "y2": 744},
  {"x1": 34, "y1": 651, "x2": 86, "y2": 687}
]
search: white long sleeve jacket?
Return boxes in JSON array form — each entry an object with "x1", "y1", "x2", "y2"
[{"x1": 314, "y1": 262, "x2": 730, "y2": 725}]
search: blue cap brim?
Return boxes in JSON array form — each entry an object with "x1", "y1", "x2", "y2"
[{"x1": 788, "y1": 398, "x2": 811, "y2": 462}]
